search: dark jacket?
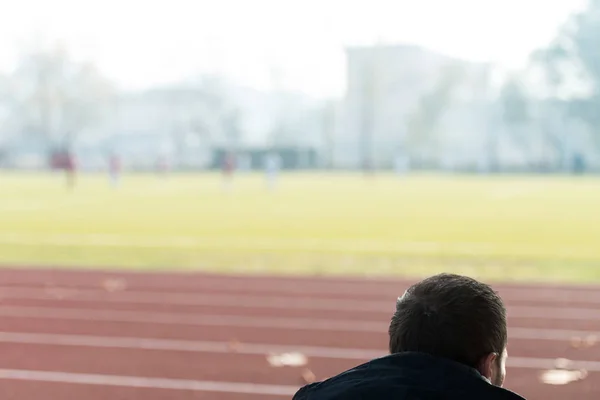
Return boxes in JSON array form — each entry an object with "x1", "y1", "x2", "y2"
[{"x1": 293, "y1": 352, "x2": 526, "y2": 400}]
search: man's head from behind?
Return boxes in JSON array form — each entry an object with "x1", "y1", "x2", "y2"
[{"x1": 389, "y1": 273, "x2": 507, "y2": 386}]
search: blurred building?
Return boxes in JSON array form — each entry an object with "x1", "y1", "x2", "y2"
[
  {"x1": 211, "y1": 146, "x2": 318, "y2": 170},
  {"x1": 337, "y1": 44, "x2": 497, "y2": 170},
  {"x1": 337, "y1": 43, "x2": 600, "y2": 172},
  {"x1": 105, "y1": 80, "x2": 327, "y2": 171},
  {"x1": 0, "y1": 133, "x2": 51, "y2": 169}
]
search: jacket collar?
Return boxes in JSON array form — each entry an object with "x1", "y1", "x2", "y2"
[{"x1": 379, "y1": 352, "x2": 526, "y2": 399}]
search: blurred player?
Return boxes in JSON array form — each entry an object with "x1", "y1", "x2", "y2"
[
  {"x1": 222, "y1": 152, "x2": 235, "y2": 191},
  {"x1": 265, "y1": 152, "x2": 281, "y2": 191},
  {"x1": 157, "y1": 155, "x2": 169, "y2": 178},
  {"x1": 65, "y1": 150, "x2": 77, "y2": 190},
  {"x1": 108, "y1": 153, "x2": 121, "y2": 188}
]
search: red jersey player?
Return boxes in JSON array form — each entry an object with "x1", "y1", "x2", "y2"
[{"x1": 222, "y1": 152, "x2": 235, "y2": 191}]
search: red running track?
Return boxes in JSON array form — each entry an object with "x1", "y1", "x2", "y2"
[{"x1": 0, "y1": 268, "x2": 599, "y2": 399}]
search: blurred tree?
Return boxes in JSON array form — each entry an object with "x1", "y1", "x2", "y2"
[
  {"x1": 406, "y1": 63, "x2": 465, "y2": 165},
  {"x1": 360, "y1": 56, "x2": 377, "y2": 172},
  {"x1": 0, "y1": 73, "x2": 10, "y2": 138},
  {"x1": 222, "y1": 107, "x2": 242, "y2": 152},
  {"x1": 500, "y1": 77, "x2": 529, "y2": 127},
  {"x1": 10, "y1": 42, "x2": 115, "y2": 148},
  {"x1": 321, "y1": 100, "x2": 337, "y2": 169},
  {"x1": 187, "y1": 76, "x2": 236, "y2": 149},
  {"x1": 499, "y1": 75, "x2": 531, "y2": 157},
  {"x1": 534, "y1": 0, "x2": 600, "y2": 146}
]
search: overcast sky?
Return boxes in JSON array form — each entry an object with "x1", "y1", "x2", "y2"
[{"x1": 0, "y1": 0, "x2": 586, "y2": 97}]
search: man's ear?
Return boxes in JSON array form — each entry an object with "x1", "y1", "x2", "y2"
[{"x1": 478, "y1": 352, "x2": 498, "y2": 382}]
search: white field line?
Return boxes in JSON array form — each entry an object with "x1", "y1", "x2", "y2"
[
  {"x1": 1, "y1": 305, "x2": 600, "y2": 339},
  {"x1": 488, "y1": 186, "x2": 542, "y2": 200},
  {"x1": 0, "y1": 369, "x2": 297, "y2": 396},
  {"x1": 1, "y1": 232, "x2": 596, "y2": 261},
  {"x1": 0, "y1": 205, "x2": 47, "y2": 212},
  {"x1": 0, "y1": 331, "x2": 597, "y2": 372},
  {"x1": 2, "y1": 286, "x2": 600, "y2": 320},
  {"x1": 0, "y1": 232, "x2": 495, "y2": 254}
]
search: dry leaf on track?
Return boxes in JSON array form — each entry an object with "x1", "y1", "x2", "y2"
[
  {"x1": 301, "y1": 368, "x2": 317, "y2": 384},
  {"x1": 570, "y1": 336, "x2": 583, "y2": 348},
  {"x1": 228, "y1": 339, "x2": 242, "y2": 352},
  {"x1": 584, "y1": 334, "x2": 597, "y2": 347},
  {"x1": 540, "y1": 369, "x2": 588, "y2": 385},
  {"x1": 44, "y1": 287, "x2": 77, "y2": 299},
  {"x1": 266, "y1": 352, "x2": 308, "y2": 367},
  {"x1": 102, "y1": 278, "x2": 127, "y2": 292},
  {"x1": 553, "y1": 358, "x2": 573, "y2": 369}
]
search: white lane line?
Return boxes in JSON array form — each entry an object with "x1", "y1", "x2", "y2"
[
  {"x1": 0, "y1": 332, "x2": 598, "y2": 372},
  {"x1": 500, "y1": 288, "x2": 600, "y2": 305},
  {"x1": 0, "y1": 331, "x2": 384, "y2": 360},
  {"x1": 508, "y1": 306, "x2": 600, "y2": 320},
  {"x1": 2, "y1": 273, "x2": 600, "y2": 303},
  {"x1": 508, "y1": 357, "x2": 600, "y2": 371},
  {"x1": 0, "y1": 369, "x2": 297, "y2": 396},
  {"x1": 1, "y1": 305, "x2": 600, "y2": 338},
  {"x1": 0, "y1": 305, "x2": 384, "y2": 332},
  {"x1": 3, "y1": 287, "x2": 600, "y2": 317},
  {"x1": 509, "y1": 327, "x2": 600, "y2": 340},
  {"x1": 0, "y1": 331, "x2": 596, "y2": 360},
  {"x1": 0, "y1": 286, "x2": 394, "y2": 313}
]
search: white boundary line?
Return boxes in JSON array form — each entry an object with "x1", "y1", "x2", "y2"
[
  {"x1": 0, "y1": 233, "x2": 496, "y2": 254},
  {"x1": 1, "y1": 305, "x2": 600, "y2": 338},
  {"x1": 0, "y1": 232, "x2": 596, "y2": 266},
  {"x1": 0, "y1": 369, "x2": 297, "y2": 396},
  {"x1": 0, "y1": 331, "x2": 598, "y2": 372}
]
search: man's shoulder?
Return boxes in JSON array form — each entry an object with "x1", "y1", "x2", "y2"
[
  {"x1": 292, "y1": 360, "x2": 380, "y2": 400},
  {"x1": 292, "y1": 353, "x2": 526, "y2": 400}
]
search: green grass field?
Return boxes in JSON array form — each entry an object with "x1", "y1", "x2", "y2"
[{"x1": 1, "y1": 172, "x2": 600, "y2": 283}]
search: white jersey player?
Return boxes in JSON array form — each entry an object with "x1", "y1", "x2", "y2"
[{"x1": 265, "y1": 153, "x2": 281, "y2": 191}]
